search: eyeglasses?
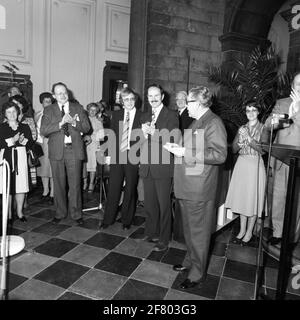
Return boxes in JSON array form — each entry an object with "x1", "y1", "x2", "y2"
[
  {"x1": 123, "y1": 98, "x2": 135, "y2": 102},
  {"x1": 186, "y1": 100, "x2": 197, "y2": 104},
  {"x1": 246, "y1": 109, "x2": 258, "y2": 113}
]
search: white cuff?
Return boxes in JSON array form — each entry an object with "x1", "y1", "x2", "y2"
[{"x1": 5, "y1": 138, "x2": 15, "y2": 147}]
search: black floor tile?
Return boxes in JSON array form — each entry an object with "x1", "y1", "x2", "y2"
[
  {"x1": 94, "y1": 252, "x2": 142, "y2": 277},
  {"x1": 58, "y1": 291, "x2": 92, "y2": 300},
  {"x1": 84, "y1": 232, "x2": 125, "y2": 250},
  {"x1": 132, "y1": 215, "x2": 145, "y2": 226},
  {"x1": 161, "y1": 247, "x2": 186, "y2": 266},
  {"x1": 31, "y1": 222, "x2": 71, "y2": 236},
  {"x1": 172, "y1": 272, "x2": 220, "y2": 299},
  {"x1": 113, "y1": 279, "x2": 168, "y2": 300},
  {"x1": 31, "y1": 209, "x2": 56, "y2": 221},
  {"x1": 6, "y1": 273, "x2": 28, "y2": 293},
  {"x1": 129, "y1": 227, "x2": 145, "y2": 239},
  {"x1": 80, "y1": 218, "x2": 101, "y2": 230},
  {"x1": 34, "y1": 238, "x2": 78, "y2": 258},
  {"x1": 209, "y1": 241, "x2": 227, "y2": 257},
  {"x1": 263, "y1": 252, "x2": 279, "y2": 269},
  {"x1": 1, "y1": 226, "x2": 25, "y2": 236},
  {"x1": 147, "y1": 249, "x2": 169, "y2": 262},
  {"x1": 223, "y1": 259, "x2": 257, "y2": 283},
  {"x1": 264, "y1": 288, "x2": 300, "y2": 300},
  {"x1": 34, "y1": 260, "x2": 89, "y2": 289}
]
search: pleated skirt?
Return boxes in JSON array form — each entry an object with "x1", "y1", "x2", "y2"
[{"x1": 225, "y1": 155, "x2": 266, "y2": 217}]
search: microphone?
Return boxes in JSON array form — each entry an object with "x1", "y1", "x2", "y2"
[
  {"x1": 271, "y1": 113, "x2": 293, "y2": 126},
  {"x1": 272, "y1": 113, "x2": 289, "y2": 119}
]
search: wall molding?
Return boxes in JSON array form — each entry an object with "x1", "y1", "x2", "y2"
[
  {"x1": 0, "y1": 0, "x2": 33, "y2": 64},
  {"x1": 45, "y1": 0, "x2": 96, "y2": 105},
  {"x1": 105, "y1": 2, "x2": 130, "y2": 53}
]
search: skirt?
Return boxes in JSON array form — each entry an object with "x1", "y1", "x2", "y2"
[
  {"x1": 0, "y1": 147, "x2": 29, "y2": 194},
  {"x1": 225, "y1": 155, "x2": 266, "y2": 217}
]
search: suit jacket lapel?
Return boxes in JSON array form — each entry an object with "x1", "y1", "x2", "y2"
[
  {"x1": 132, "y1": 109, "x2": 140, "y2": 130},
  {"x1": 155, "y1": 106, "x2": 168, "y2": 129},
  {"x1": 53, "y1": 103, "x2": 62, "y2": 120}
]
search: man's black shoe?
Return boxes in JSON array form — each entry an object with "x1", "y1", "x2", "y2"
[
  {"x1": 268, "y1": 237, "x2": 282, "y2": 245},
  {"x1": 52, "y1": 218, "x2": 61, "y2": 224},
  {"x1": 173, "y1": 264, "x2": 189, "y2": 272},
  {"x1": 99, "y1": 222, "x2": 109, "y2": 229},
  {"x1": 179, "y1": 279, "x2": 200, "y2": 289},
  {"x1": 76, "y1": 218, "x2": 84, "y2": 225}
]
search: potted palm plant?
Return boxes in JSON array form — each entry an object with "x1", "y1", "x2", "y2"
[{"x1": 208, "y1": 44, "x2": 291, "y2": 141}]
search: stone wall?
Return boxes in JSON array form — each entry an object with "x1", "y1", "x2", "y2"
[{"x1": 145, "y1": 0, "x2": 225, "y2": 109}]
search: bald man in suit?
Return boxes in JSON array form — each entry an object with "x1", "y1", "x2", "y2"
[
  {"x1": 170, "y1": 86, "x2": 227, "y2": 289},
  {"x1": 41, "y1": 82, "x2": 90, "y2": 224}
]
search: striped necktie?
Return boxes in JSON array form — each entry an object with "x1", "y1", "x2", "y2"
[{"x1": 120, "y1": 111, "x2": 130, "y2": 152}]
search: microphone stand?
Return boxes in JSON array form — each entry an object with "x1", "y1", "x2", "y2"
[
  {"x1": 1, "y1": 160, "x2": 10, "y2": 300},
  {"x1": 253, "y1": 122, "x2": 274, "y2": 300}
]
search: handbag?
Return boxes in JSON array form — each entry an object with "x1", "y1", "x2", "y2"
[{"x1": 28, "y1": 142, "x2": 44, "y2": 167}]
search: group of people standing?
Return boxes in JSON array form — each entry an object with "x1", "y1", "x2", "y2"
[{"x1": 0, "y1": 71, "x2": 299, "y2": 290}]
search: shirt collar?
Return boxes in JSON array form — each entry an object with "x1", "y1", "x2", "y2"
[
  {"x1": 178, "y1": 106, "x2": 187, "y2": 115},
  {"x1": 58, "y1": 101, "x2": 69, "y2": 109},
  {"x1": 152, "y1": 103, "x2": 164, "y2": 117},
  {"x1": 195, "y1": 107, "x2": 209, "y2": 120}
]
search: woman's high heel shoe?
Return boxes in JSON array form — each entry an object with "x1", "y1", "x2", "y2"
[
  {"x1": 17, "y1": 216, "x2": 27, "y2": 222},
  {"x1": 232, "y1": 237, "x2": 243, "y2": 244},
  {"x1": 241, "y1": 236, "x2": 252, "y2": 246}
]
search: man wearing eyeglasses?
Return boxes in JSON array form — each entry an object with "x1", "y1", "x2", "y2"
[
  {"x1": 169, "y1": 86, "x2": 227, "y2": 289},
  {"x1": 100, "y1": 87, "x2": 142, "y2": 230}
]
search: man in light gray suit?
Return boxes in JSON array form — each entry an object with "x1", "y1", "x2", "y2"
[
  {"x1": 264, "y1": 71, "x2": 300, "y2": 245},
  {"x1": 169, "y1": 86, "x2": 227, "y2": 289},
  {"x1": 40, "y1": 82, "x2": 90, "y2": 224}
]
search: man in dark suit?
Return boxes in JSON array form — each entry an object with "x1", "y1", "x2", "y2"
[
  {"x1": 173, "y1": 90, "x2": 194, "y2": 243},
  {"x1": 100, "y1": 87, "x2": 142, "y2": 229},
  {"x1": 138, "y1": 84, "x2": 180, "y2": 251},
  {"x1": 40, "y1": 82, "x2": 90, "y2": 224},
  {"x1": 176, "y1": 91, "x2": 194, "y2": 133},
  {"x1": 169, "y1": 86, "x2": 227, "y2": 289}
]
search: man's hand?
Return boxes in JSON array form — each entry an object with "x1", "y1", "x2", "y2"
[
  {"x1": 142, "y1": 122, "x2": 155, "y2": 136},
  {"x1": 64, "y1": 113, "x2": 76, "y2": 126},
  {"x1": 290, "y1": 88, "x2": 300, "y2": 114},
  {"x1": 271, "y1": 114, "x2": 281, "y2": 126},
  {"x1": 83, "y1": 135, "x2": 92, "y2": 145},
  {"x1": 18, "y1": 133, "x2": 25, "y2": 144},
  {"x1": 13, "y1": 132, "x2": 20, "y2": 143},
  {"x1": 105, "y1": 156, "x2": 111, "y2": 165}
]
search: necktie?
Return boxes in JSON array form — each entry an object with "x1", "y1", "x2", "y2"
[
  {"x1": 61, "y1": 105, "x2": 70, "y2": 137},
  {"x1": 151, "y1": 110, "x2": 156, "y2": 126},
  {"x1": 120, "y1": 111, "x2": 130, "y2": 152}
]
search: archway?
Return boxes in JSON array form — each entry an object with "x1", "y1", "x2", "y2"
[{"x1": 220, "y1": 0, "x2": 287, "y2": 64}]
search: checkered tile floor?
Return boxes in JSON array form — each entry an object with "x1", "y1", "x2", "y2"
[{"x1": 1, "y1": 186, "x2": 300, "y2": 300}]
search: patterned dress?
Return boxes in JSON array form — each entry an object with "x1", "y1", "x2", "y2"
[{"x1": 225, "y1": 122, "x2": 266, "y2": 217}]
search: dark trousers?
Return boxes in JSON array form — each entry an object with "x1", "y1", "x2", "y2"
[
  {"x1": 179, "y1": 199, "x2": 215, "y2": 281},
  {"x1": 143, "y1": 175, "x2": 173, "y2": 245},
  {"x1": 172, "y1": 198, "x2": 185, "y2": 243},
  {"x1": 103, "y1": 163, "x2": 139, "y2": 225},
  {"x1": 50, "y1": 146, "x2": 82, "y2": 220}
]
